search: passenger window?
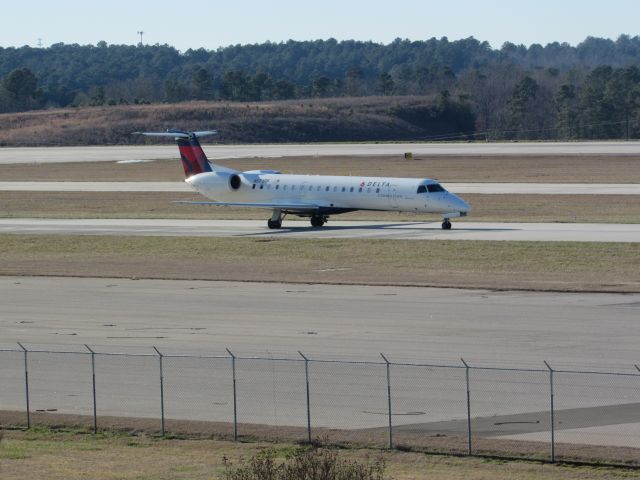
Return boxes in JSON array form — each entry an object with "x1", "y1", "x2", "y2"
[
  {"x1": 376, "y1": 188, "x2": 380, "y2": 193},
  {"x1": 275, "y1": 184, "x2": 279, "y2": 190},
  {"x1": 358, "y1": 187, "x2": 363, "y2": 192},
  {"x1": 342, "y1": 187, "x2": 346, "y2": 192},
  {"x1": 333, "y1": 186, "x2": 337, "y2": 192},
  {"x1": 350, "y1": 187, "x2": 354, "y2": 192},
  {"x1": 283, "y1": 185, "x2": 288, "y2": 190},
  {"x1": 325, "y1": 186, "x2": 330, "y2": 191},
  {"x1": 260, "y1": 184, "x2": 264, "y2": 189},
  {"x1": 252, "y1": 184, "x2": 256, "y2": 190}
]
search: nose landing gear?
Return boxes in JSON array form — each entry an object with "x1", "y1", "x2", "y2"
[
  {"x1": 442, "y1": 219, "x2": 452, "y2": 230},
  {"x1": 267, "y1": 219, "x2": 282, "y2": 229}
]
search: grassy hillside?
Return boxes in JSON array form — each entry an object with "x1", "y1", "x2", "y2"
[{"x1": 0, "y1": 96, "x2": 475, "y2": 146}]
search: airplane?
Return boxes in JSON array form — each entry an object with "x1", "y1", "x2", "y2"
[{"x1": 135, "y1": 129, "x2": 470, "y2": 229}]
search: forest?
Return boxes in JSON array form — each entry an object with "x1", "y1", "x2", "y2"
[{"x1": 1, "y1": 35, "x2": 640, "y2": 140}]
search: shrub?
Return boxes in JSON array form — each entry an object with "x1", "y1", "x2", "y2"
[{"x1": 223, "y1": 446, "x2": 388, "y2": 480}]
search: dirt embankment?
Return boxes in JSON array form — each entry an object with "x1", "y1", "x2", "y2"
[{"x1": 0, "y1": 96, "x2": 469, "y2": 146}]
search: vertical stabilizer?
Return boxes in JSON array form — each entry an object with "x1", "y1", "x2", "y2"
[
  {"x1": 174, "y1": 131, "x2": 213, "y2": 177},
  {"x1": 134, "y1": 129, "x2": 237, "y2": 178}
]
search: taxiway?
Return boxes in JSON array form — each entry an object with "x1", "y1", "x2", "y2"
[{"x1": 1, "y1": 218, "x2": 638, "y2": 242}]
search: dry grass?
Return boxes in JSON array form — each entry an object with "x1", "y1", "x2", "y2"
[
  {"x1": 3, "y1": 411, "x2": 640, "y2": 467},
  {"x1": 1, "y1": 191, "x2": 639, "y2": 223},
  {"x1": 0, "y1": 97, "x2": 470, "y2": 146},
  {"x1": 1, "y1": 424, "x2": 639, "y2": 480},
  {"x1": 1, "y1": 235, "x2": 638, "y2": 292},
  {"x1": 1, "y1": 154, "x2": 640, "y2": 183}
]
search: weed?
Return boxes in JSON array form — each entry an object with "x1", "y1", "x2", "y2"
[{"x1": 223, "y1": 446, "x2": 388, "y2": 480}]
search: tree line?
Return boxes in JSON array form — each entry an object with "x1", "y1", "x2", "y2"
[{"x1": 1, "y1": 36, "x2": 640, "y2": 139}]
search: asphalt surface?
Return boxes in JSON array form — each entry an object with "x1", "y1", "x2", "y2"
[
  {"x1": 2, "y1": 141, "x2": 640, "y2": 164},
  {"x1": 1, "y1": 218, "x2": 638, "y2": 242},
  {"x1": 2, "y1": 181, "x2": 640, "y2": 194},
  {"x1": 3, "y1": 276, "x2": 639, "y2": 369},
  {"x1": 1, "y1": 277, "x2": 639, "y2": 445}
]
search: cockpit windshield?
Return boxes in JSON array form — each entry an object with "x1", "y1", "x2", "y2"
[{"x1": 417, "y1": 183, "x2": 446, "y2": 194}]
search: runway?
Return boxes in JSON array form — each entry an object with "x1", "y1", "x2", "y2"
[
  {"x1": 2, "y1": 181, "x2": 640, "y2": 194},
  {"x1": 1, "y1": 141, "x2": 640, "y2": 164},
  {"x1": 1, "y1": 277, "x2": 639, "y2": 446},
  {"x1": 1, "y1": 218, "x2": 638, "y2": 242}
]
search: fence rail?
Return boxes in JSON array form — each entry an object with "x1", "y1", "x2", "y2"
[{"x1": 1, "y1": 344, "x2": 639, "y2": 466}]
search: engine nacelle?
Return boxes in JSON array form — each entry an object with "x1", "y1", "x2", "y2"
[
  {"x1": 229, "y1": 173, "x2": 242, "y2": 190},
  {"x1": 187, "y1": 171, "x2": 244, "y2": 193}
]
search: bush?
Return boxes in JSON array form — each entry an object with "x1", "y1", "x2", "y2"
[{"x1": 223, "y1": 446, "x2": 388, "y2": 480}]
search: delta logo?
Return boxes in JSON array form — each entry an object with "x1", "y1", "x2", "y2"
[{"x1": 360, "y1": 180, "x2": 391, "y2": 187}]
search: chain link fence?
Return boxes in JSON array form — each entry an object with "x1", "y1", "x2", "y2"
[{"x1": 1, "y1": 344, "x2": 639, "y2": 466}]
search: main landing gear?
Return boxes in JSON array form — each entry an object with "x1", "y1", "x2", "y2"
[
  {"x1": 267, "y1": 210, "x2": 283, "y2": 229},
  {"x1": 310, "y1": 214, "x2": 327, "y2": 228},
  {"x1": 441, "y1": 219, "x2": 452, "y2": 230},
  {"x1": 266, "y1": 211, "x2": 329, "y2": 229}
]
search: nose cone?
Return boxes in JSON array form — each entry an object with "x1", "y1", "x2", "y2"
[
  {"x1": 445, "y1": 193, "x2": 469, "y2": 216},
  {"x1": 457, "y1": 196, "x2": 470, "y2": 215}
]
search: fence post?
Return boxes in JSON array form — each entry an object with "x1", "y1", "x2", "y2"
[
  {"x1": 298, "y1": 351, "x2": 312, "y2": 444},
  {"x1": 461, "y1": 358, "x2": 472, "y2": 455},
  {"x1": 226, "y1": 348, "x2": 238, "y2": 441},
  {"x1": 380, "y1": 353, "x2": 393, "y2": 449},
  {"x1": 17, "y1": 342, "x2": 30, "y2": 429},
  {"x1": 85, "y1": 344, "x2": 98, "y2": 434},
  {"x1": 544, "y1": 361, "x2": 555, "y2": 463},
  {"x1": 153, "y1": 346, "x2": 165, "y2": 436}
]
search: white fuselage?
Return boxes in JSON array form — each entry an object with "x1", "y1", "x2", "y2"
[{"x1": 186, "y1": 171, "x2": 470, "y2": 216}]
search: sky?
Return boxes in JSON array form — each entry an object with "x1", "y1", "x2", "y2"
[{"x1": 1, "y1": 0, "x2": 639, "y2": 51}]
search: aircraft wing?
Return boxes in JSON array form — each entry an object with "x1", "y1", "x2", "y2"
[{"x1": 174, "y1": 201, "x2": 320, "y2": 212}]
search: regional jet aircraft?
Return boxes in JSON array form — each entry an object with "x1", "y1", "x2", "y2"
[{"x1": 136, "y1": 129, "x2": 470, "y2": 229}]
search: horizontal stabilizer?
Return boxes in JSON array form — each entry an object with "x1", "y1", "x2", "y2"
[{"x1": 133, "y1": 130, "x2": 218, "y2": 138}]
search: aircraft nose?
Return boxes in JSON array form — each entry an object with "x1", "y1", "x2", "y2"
[
  {"x1": 458, "y1": 197, "x2": 470, "y2": 214},
  {"x1": 446, "y1": 194, "x2": 469, "y2": 215}
]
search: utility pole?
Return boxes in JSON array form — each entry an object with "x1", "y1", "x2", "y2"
[{"x1": 137, "y1": 31, "x2": 144, "y2": 46}]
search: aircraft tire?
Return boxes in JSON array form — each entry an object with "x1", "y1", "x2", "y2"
[
  {"x1": 442, "y1": 219, "x2": 452, "y2": 230},
  {"x1": 310, "y1": 215, "x2": 325, "y2": 227},
  {"x1": 267, "y1": 219, "x2": 282, "y2": 229}
]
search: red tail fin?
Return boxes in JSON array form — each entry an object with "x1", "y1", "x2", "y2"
[
  {"x1": 177, "y1": 135, "x2": 212, "y2": 177},
  {"x1": 133, "y1": 129, "x2": 218, "y2": 178}
]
